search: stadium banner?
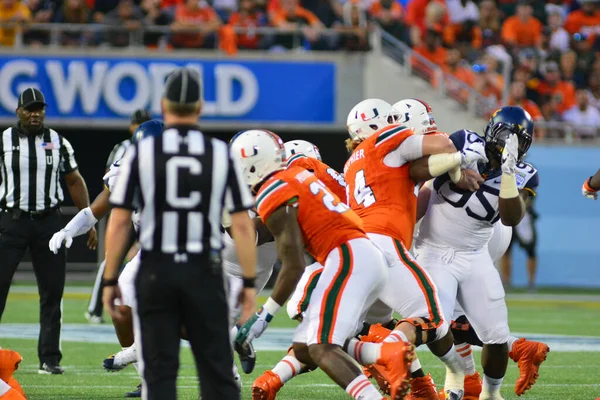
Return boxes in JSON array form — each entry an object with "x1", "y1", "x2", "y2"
[{"x1": 0, "y1": 55, "x2": 336, "y2": 125}]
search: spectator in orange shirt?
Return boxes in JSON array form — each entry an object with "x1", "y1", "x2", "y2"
[
  {"x1": 170, "y1": 0, "x2": 222, "y2": 48},
  {"x1": 508, "y1": 80, "x2": 545, "y2": 137},
  {"x1": 537, "y1": 60, "x2": 577, "y2": 115},
  {"x1": 444, "y1": 47, "x2": 476, "y2": 102},
  {"x1": 0, "y1": 0, "x2": 31, "y2": 46},
  {"x1": 270, "y1": 0, "x2": 325, "y2": 50},
  {"x1": 564, "y1": 0, "x2": 600, "y2": 37},
  {"x1": 228, "y1": 0, "x2": 269, "y2": 49},
  {"x1": 410, "y1": 1, "x2": 452, "y2": 47},
  {"x1": 412, "y1": 28, "x2": 447, "y2": 82},
  {"x1": 406, "y1": 0, "x2": 448, "y2": 29},
  {"x1": 500, "y1": 0, "x2": 542, "y2": 50},
  {"x1": 369, "y1": 0, "x2": 407, "y2": 42}
]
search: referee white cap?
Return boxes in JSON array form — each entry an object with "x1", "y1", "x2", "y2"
[{"x1": 163, "y1": 68, "x2": 203, "y2": 105}]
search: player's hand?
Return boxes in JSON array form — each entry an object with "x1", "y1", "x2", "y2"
[
  {"x1": 103, "y1": 284, "x2": 124, "y2": 322},
  {"x1": 456, "y1": 169, "x2": 484, "y2": 191},
  {"x1": 501, "y1": 133, "x2": 518, "y2": 175},
  {"x1": 582, "y1": 178, "x2": 598, "y2": 200},
  {"x1": 238, "y1": 287, "x2": 257, "y2": 325},
  {"x1": 49, "y1": 229, "x2": 73, "y2": 254},
  {"x1": 87, "y1": 227, "x2": 98, "y2": 250},
  {"x1": 460, "y1": 141, "x2": 488, "y2": 166},
  {"x1": 235, "y1": 306, "x2": 273, "y2": 346}
]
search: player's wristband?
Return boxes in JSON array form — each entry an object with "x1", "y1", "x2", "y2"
[
  {"x1": 263, "y1": 297, "x2": 281, "y2": 316},
  {"x1": 584, "y1": 177, "x2": 599, "y2": 193},
  {"x1": 448, "y1": 166, "x2": 462, "y2": 183},
  {"x1": 242, "y1": 277, "x2": 256, "y2": 288},
  {"x1": 500, "y1": 172, "x2": 519, "y2": 199},
  {"x1": 101, "y1": 278, "x2": 119, "y2": 287},
  {"x1": 428, "y1": 152, "x2": 462, "y2": 177}
]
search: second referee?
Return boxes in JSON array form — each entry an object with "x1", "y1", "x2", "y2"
[{"x1": 102, "y1": 67, "x2": 257, "y2": 400}]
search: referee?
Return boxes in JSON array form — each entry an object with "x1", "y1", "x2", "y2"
[
  {"x1": 86, "y1": 108, "x2": 152, "y2": 324},
  {"x1": 0, "y1": 88, "x2": 96, "y2": 374},
  {"x1": 102, "y1": 68, "x2": 257, "y2": 400}
]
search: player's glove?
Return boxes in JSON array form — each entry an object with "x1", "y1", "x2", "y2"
[
  {"x1": 582, "y1": 177, "x2": 599, "y2": 200},
  {"x1": 460, "y1": 141, "x2": 488, "y2": 166},
  {"x1": 501, "y1": 133, "x2": 518, "y2": 175},
  {"x1": 49, "y1": 229, "x2": 74, "y2": 254},
  {"x1": 235, "y1": 306, "x2": 274, "y2": 346}
]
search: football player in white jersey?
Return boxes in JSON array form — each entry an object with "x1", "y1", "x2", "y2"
[
  {"x1": 48, "y1": 120, "x2": 164, "y2": 398},
  {"x1": 413, "y1": 107, "x2": 549, "y2": 400}
]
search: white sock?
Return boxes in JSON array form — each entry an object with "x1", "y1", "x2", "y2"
[
  {"x1": 346, "y1": 339, "x2": 382, "y2": 364},
  {"x1": 115, "y1": 345, "x2": 137, "y2": 367},
  {"x1": 410, "y1": 357, "x2": 422, "y2": 374},
  {"x1": 482, "y1": 374, "x2": 504, "y2": 396},
  {"x1": 383, "y1": 329, "x2": 407, "y2": 343},
  {"x1": 132, "y1": 362, "x2": 140, "y2": 375},
  {"x1": 271, "y1": 356, "x2": 302, "y2": 384},
  {"x1": 507, "y1": 336, "x2": 518, "y2": 353},
  {"x1": 455, "y1": 343, "x2": 477, "y2": 375},
  {"x1": 0, "y1": 378, "x2": 10, "y2": 396},
  {"x1": 345, "y1": 374, "x2": 384, "y2": 400},
  {"x1": 230, "y1": 326, "x2": 239, "y2": 346},
  {"x1": 439, "y1": 345, "x2": 465, "y2": 392}
]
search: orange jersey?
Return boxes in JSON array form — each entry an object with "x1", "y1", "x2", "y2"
[
  {"x1": 344, "y1": 124, "x2": 419, "y2": 248},
  {"x1": 255, "y1": 165, "x2": 366, "y2": 264},
  {"x1": 286, "y1": 153, "x2": 347, "y2": 203}
]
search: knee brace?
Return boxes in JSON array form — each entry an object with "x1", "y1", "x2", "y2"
[
  {"x1": 451, "y1": 315, "x2": 483, "y2": 347},
  {"x1": 398, "y1": 317, "x2": 443, "y2": 346}
]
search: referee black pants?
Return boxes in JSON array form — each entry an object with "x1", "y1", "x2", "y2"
[
  {"x1": 135, "y1": 252, "x2": 239, "y2": 400},
  {"x1": 0, "y1": 210, "x2": 65, "y2": 367}
]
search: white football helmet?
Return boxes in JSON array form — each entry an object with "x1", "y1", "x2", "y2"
[
  {"x1": 229, "y1": 129, "x2": 286, "y2": 189},
  {"x1": 285, "y1": 140, "x2": 322, "y2": 161},
  {"x1": 392, "y1": 98, "x2": 437, "y2": 135},
  {"x1": 346, "y1": 98, "x2": 395, "y2": 141}
]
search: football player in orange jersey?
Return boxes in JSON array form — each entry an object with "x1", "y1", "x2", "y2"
[
  {"x1": 342, "y1": 99, "x2": 488, "y2": 400},
  {"x1": 233, "y1": 130, "x2": 414, "y2": 400}
]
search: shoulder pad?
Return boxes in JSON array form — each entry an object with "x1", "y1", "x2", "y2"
[
  {"x1": 448, "y1": 129, "x2": 484, "y2": 151},
  {"x1": 515, "y1": 162, "x2": 539, "y2": 192},
  {"x1": 103, "y1": 162, "x2": 120, "y2": 192}
]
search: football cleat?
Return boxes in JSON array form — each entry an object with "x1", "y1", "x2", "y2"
[
  {"x1": 84, "y1": 311, "x2": 105, "y2": 324},
  {"x1": 103, "y1": 346, "x2": 137, "y2": 372},
  {"x1": 125, "y1": 383, "x2": 141, "y2": 398},
  {"x1": 438, "y1": 372, "x2": 481, "y2": 400},
  {"x1": 252, "y1": 370, "x2": 283, "y2": 400},
  {"x1": 38, "y1": 363, "x2": 64, "y2": 375},
  {"x1": 406, "y1": 374, "x2": 438, "y2": 400},
  {"x1": 444, "y1": 389, "x2": 464, "y2": 400},
  {"x1": 360, "y1": 323, "x2": 392, "y2": 344},
  {"x1": 376, "y1": 341, "x2": 414, "y2": 400},
  {"x1": 235, "y1": 340, "x2": 256, "y2": 374},
  {"x1": 509, "y1": 338, "x2": 550, "y2": 395}
]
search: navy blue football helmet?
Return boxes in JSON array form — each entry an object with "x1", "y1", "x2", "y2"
[
  {"x1": 484, "y1": 106, "x2": 533, "y2": 163},
  {"x1": 132, "y1": 120, "x2": 164, "y2": 143}
]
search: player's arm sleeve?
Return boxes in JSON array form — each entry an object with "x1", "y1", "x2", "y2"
[
  {"x1": 224, "y1": 152, "x2": 255, "y2": 214},
  {"x1": 255, "y1": 179, "x2": 299, "y2": 223},
  {"x1": 109, "y1": 145, "x2": 139, "y2": 210},
  {"x1": 59, "y1": 135, "x2": 79, "y2": 174},
  {"x1": 383, "y1": 133, "x2": 424, "y2": 167}
]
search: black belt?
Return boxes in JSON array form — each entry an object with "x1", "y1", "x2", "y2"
[{"x1": 5, "y1": 207, "x2": 59, "y2": 220}]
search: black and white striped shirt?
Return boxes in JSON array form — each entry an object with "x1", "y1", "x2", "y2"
[
  {"x1": 0, "y1": 126, "x2": 78, "y2": 212},
  {"x1": 109, "y1": 126, "x2": 254, "y2": 254},
  {"x1": 105, "y1": 139, "x2": 131, "y2": 170}
]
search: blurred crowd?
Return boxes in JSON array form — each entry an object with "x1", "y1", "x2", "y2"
[{"x1": 1, "y1": 0, "x2": 600, "y2": 138}]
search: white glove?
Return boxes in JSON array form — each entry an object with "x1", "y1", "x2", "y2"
[
  {"x1": 582, "y1": 179, "x2": 598, "y2": 200},
  {"x1": 501, "y1": 133, "x2": 518, "y2": 175},
  {"x1": 48, "y1": 230, "x2": 74, "y2": 254},
  {"x1": 460, "y1": 141, "x2": 488, "y2": 167},
  {"x1": 234, "y1": 306, "x2": 273, "y2": 345}
]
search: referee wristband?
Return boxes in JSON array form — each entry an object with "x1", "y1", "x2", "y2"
[
  {"x1": 101, "y1": 278, "x2": 119, "y2": 287},
  {"x1": 242, "y1": 277, "x2": 256, "y2": 288}
]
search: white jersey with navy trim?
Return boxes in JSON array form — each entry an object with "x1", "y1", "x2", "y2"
[
  {"x1": 415, "y1": 129, "x2": 539, "y2": 251},
  {"x1": 103, "y1": 161, "x2": 141, "y2": 232}
]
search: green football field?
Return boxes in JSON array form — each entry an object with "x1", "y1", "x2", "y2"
[{"x1": 2, "y1": 286, "x2": 600, "y2": 400}]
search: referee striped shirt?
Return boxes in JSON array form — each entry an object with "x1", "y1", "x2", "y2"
[
  {"x1": 105, "y1": 139, "x2": 131, "y2": 170},
  {"x1": 0, "y1": 126, "x2": 78, "y2": 212},
  {"x1": 109, "y1": 126, "x2": 254, "y2": 254}
]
